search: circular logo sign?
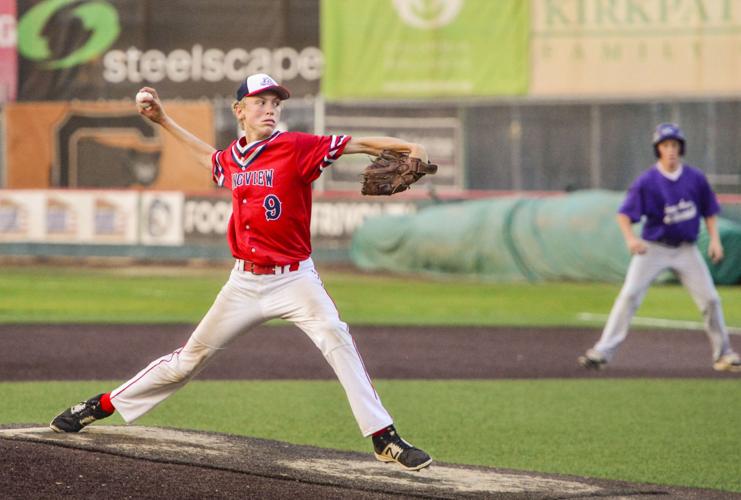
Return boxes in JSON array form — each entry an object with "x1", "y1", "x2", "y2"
[
  {"x1": 392, "y1": 0, "x2": 463, "y2": 29},
  {"x1": 18, "y1": 0, "x2": 120, "y2": 69}
]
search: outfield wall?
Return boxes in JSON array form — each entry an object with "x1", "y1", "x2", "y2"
[
  {"x1": 1, "y1": 189, "x2": 739, "y2": 271},
  {"x1": 0, "y1": 188, "x2": 420, "y2": 263}
]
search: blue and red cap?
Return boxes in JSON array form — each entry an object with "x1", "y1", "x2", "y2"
[{"x1": 235, "y1": 73, "x2": 290, "y2": 101}]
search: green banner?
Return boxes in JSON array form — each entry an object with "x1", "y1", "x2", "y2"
[{"x1": 321, "y1": 0, "x2": 529, "y2": 99}]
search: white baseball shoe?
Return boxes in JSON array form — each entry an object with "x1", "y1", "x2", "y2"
[
  {"x1": 578, "y1": 348, "x2": 607, "y2": 370},
  {"x1": 713, "y1": 352, "x2": 741, "y2": 372}
]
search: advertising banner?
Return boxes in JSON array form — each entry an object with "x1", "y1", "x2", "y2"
[
  {"x1": 0, "y1": 190, "x2": 46, "y2": 241},
  {"x1": 5, "y1": 101, "x2": 214, "y2": 190},
  {"x1": 321, "y1": 0, "x2": 528, "y2": 99},
  {"x1": 183, "y1": 194, "x2": 231, "y2": 245},
  {"x1": 139, "y1": 191, "x2": 184, "y2": 246},
  {"x1": 44, "y1": 191, "x2": 87, "y2": 242},
  {"x1": 0, "y1": 189, "x2": 421, "y2": 251},
  {"x1": 531, "y1": 0, "x2": 741, "y2": 96},
  {"x1": 180, "y1": 192, "x2": 420, "y2": 247},
  {"x1": 17, "y1": 0, "x2": 321, "y2": 100},
  {"x1": 0, "y1": 189, "x2": 137, "y2": 243},
  {"x1": 0, "y1": 0, "x2": 16, "y2": 101},
  {"x1": 45, "y1": 190, "x2": 139, "y2": 243},
  {"x1": 311, "y1": 198, "x2": 417, "y2": 243}
]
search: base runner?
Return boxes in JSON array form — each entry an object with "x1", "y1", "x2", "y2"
[{"x1": 579, "y1": 123, "x2": 740, "y2": 372}]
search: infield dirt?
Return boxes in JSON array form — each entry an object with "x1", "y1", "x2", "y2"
[
  {"x1": 3, "y1": 324, "x2": 739, "y2": 380},
  {"x1": 2, "y1": 324, "x2": 740, "y2": 499}
]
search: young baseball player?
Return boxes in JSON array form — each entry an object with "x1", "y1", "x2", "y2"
[
  {"x1": 50, "y1": 74, "x2": 433, "y2": 471},
  {"x1": 578, "y1": 123, "x2": 741, "y2": 372}
]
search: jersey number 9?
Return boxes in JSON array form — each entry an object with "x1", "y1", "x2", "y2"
[{"x1": 263, "y1": 194, "x2": 282, "y2": 221}]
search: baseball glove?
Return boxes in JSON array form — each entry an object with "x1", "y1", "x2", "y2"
[{"x1": 361, "y1": 150, "x2": 438, "y2": 196}]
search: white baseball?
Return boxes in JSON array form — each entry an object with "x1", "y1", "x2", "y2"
[{"x1": 136, "y1": 91, "x2": 154, "y2": 109}]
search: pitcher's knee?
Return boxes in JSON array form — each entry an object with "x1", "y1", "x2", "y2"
[
  {"x1": 702, "y1": 296, "x2": 722, "y2": 314},
  {"x1": 162, "y1": 344, "x2": 212, "y2": 383},
  {"x1": 315, "y1": 319, "x2": 352, "y2": 355},
  {"x1": 617, "y1": 290, "x2": 643, "y2": 309}
]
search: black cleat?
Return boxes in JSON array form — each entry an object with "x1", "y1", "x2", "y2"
[
  {"x1": 372, "y1": 425, "x2": 432, "y2": 471},
  {"x1": 50, "y1": 394, "x2": 111, "y2": 433}
]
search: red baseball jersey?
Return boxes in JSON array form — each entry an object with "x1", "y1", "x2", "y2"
[{"x1": 211, "y1": 131, "x2": 351, "y2": 264}]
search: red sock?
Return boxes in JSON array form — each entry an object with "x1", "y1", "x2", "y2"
[
  {"x1": 99, "y1": 392, "x2": 115, "y2": 414},
  {"x1": 372, "y1": 425, "x2": 392, "y2": 437}
]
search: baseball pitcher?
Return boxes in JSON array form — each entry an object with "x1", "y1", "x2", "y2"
[
  {"x1": 50, "y1": 74, "x2": 433, "y2": 471},
  {"x1": 579, "y1": 123, "x2": 740, "y2": 372}
]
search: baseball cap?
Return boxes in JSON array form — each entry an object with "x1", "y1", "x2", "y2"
[
  {"x1": 652, "y1": 122, "x2": 686, "y2": 157},
  {"x1": 235, "y1": 73, "x2": 290, "y2": 101}
]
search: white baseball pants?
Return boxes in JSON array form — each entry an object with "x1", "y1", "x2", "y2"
[
  {"x1": 110, "y1": 258, "x2": 393, "y2": 437},
  {"x1": 594, "y1": 242, "x2": 734, "y2": 361}
]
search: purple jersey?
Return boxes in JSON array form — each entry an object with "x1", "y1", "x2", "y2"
[{"x1": 619, "y1": 164, "x2": 720, "y2": 246}]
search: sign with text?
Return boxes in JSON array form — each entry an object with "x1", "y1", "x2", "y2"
[
  {"x1": 531, "y1": 0, "x2": 741, "y2": 95},
  {"x1": 183, "y1": 195, "x2": 232, "y2": 245},
  {"x1": 17, "y1": 0, "x2": 321, "y2": 100},
  {"x1": 0, "y1": 190, "x2": 424, "y2": 251},
  {"x1": 311, "y1": 199, "x2": 417, "y2": 242},
  {"x1": 180, "y1": 193, "x2": 420, "y2": 246}
]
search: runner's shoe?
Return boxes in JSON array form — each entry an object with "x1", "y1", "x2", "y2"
[
  {"x1": 578, "y1": 349, "x2": 607, "y2": 370},
  {"x1": 372, "y1": 425, "x2": 432, "y2": 471},
  {"x1": 50, "y1": 394, "x2": 111, "y2": 433},
  {"x1": 713, "y1": 352, "x2": 741, "y2": 373}
]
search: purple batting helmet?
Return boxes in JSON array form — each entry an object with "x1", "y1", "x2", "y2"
[{"x1": 652, "y1": 123, "x2": 686, "y2": 158}]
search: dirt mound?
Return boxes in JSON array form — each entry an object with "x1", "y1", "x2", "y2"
[{"x1": 5, "y1": 425, "x2": 732, "y2": 499}]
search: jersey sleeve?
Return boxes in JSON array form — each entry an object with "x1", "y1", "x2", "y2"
[
  {"x1": 697, "y1": 171, "x2": 720, "y2": 217},
  {"x1": 618, "y1": 177, "x2": 644, "y2": 223},
  {"x1": 293, "y1": 133, "x2": 352, "y2": 183},
  {"x1": 211, "y1": 149, "x2": 230, "y2": 189}
]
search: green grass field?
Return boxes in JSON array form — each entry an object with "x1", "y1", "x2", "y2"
[
  {"x1": 1, "y1": 264, "x2": 739, "y2": 326},
  {"x1": 1, "y1": 264, "x2": 740, "y2": 492}
]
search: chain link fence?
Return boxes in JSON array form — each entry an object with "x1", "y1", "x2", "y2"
[
  {"x1": 466, "y1": 98, "x2": 741, "y2": 194},
  {"x1": 240, "y1": 97, "x2": 740, "y2": 195}
]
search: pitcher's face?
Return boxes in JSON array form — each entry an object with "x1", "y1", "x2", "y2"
[{"x1": 234, "y1": 91, "x2": 282, "y2": 141}]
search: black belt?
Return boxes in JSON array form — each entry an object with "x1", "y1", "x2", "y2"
[{"x1": 653, "y1": 238, "x2": 688, "y2": 248}]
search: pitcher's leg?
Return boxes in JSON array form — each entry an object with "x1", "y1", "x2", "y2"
[
  {"x1": 111, "y1": 273, "x2": 266, "y2": 422},
  {"x1": 109, "y1": 337, "x2": 215, "y2": 423},
  {"x1": 675, "y1": 246, "x2": 733, "y2": 360},
  {"x1": 322, "y1": 323, "x2": 394, "y2": 436},
  {"x1": 593, "y1": 249, "x2": 666, "y2": 361},
  {"x1": 293, "y1": 284, "x2": 431, "y2": 469},
  {"x1": 271, "y1": 267, "x2": 392, "y2": 436}
]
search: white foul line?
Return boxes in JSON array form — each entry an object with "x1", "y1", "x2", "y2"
[{"x1": 577, "y1": 312, "x2": 741, "y2": 335}]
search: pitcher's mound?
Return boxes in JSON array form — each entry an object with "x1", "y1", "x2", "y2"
[{"x1": 0, "y1": 425, "x2": 732, "y2": 499}]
